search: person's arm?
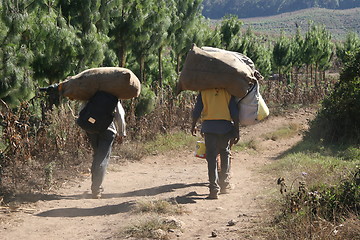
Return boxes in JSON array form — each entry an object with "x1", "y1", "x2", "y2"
[
  {"x1": 229, "y1": 96, "x2": 240, "y2": 144},
  {"x1": 114, "y1": 101, "x2": 126, "y2": 140},
  {"x1": 191, "y1": 93, "x2": 203, "y2": 136}
]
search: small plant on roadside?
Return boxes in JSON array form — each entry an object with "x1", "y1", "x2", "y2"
[
  {"x1": 233, "y1": 139, "x2": 261, "y2": 152},
  {"x1": 274, "y1": 167, "x2": 360, "y2": 239},
  {"x1": 122, "y1": 216, "x2": 183, "y2": 240},
  {"x1": 263, "y1": 123, "x2": 301, "y2": 141},
  {"x1": 133, "y1": 199, "x2": 186, "y2": 215},
  {"x1": 44, "y1": 161, "x2": 56, "y2": 188}
]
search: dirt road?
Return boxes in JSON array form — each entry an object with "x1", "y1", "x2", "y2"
[{"x1": 0, "y1": 108, "x2": 314, "y2": 240}]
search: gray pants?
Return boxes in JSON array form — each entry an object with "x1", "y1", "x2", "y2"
[
  {"x1": 87, "y1": 130, "x2": 115, "y2": 193},
  {"x1": 204, "y1": 131, "x2": 232, "y2": 193}
]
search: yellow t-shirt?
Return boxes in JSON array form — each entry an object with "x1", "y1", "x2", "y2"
[{"x1": 201, "y1": 89, "x2": 231, "y2": 121}]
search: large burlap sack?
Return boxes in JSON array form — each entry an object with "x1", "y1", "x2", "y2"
[
  {"x1": 201, "y1": 46, "x2": 256, "y2": 71},
  {"x1": 59, "y1": 67, "x2": 141, "y2": 100},
  {"x1": 177, "y1": 44, "x2": 257, "y2": 98}
]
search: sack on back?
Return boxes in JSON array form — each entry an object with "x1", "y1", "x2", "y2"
[
  {"x1": 77, "y1": 91, "x2": 118, "y2": 134},
  {"x1": 177, "y1": 44, "x2": 257, "y2": 98},
  {"x1": 59, "y1": 67, "x2": 141, "y2": 101},
  {"x1": 237, "y1": 80, "x2": 269, "y2": 126}
]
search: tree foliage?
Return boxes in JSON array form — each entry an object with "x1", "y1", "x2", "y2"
[{"x1": 0, "y1": 0, "x2": 358, "y2": 111}]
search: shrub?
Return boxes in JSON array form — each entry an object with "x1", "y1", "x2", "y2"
[
  {"x1": 274, "y1": 167, "x2": 360, "y2": 239},
  {"x1": 135, "y1": 85, "x2": 156, "y2": 117},
  {"x1": 306, "y1": 48, "x2": 360, "y2": 144}
]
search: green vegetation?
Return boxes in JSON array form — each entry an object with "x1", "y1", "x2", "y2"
[
  {"x1": 0, "y1": 2, "x2": 359, "y2": 238},
  {"x1": 306, "y1": 47, "x2": 360, "y2": 144},
  {"x1": 117, "y1": 131, "x2": 195, "y2": 160},
  {"x1": 123, "y1": 216, "x2": 183, "y2": 240},
  {"x1": 233, "y1": 139, "x2": 261, "y2": 152},
  {"x1": 264, "y1": 47, "x2": 360, "y2": 239},
  {"x1": 267, "y1": 141, "x2": 359, "y2": 239},
  {"x1": 263, "y1": 123, "x2": 301, "y2": 141},
  {"x1": 133, "y1": 199, "x2": 186, "y2": 215},
  {"x1": 144, "y1": 132, "x2": 195, "y2": 155},
  {"x1": 120, "y1": 199, "x2": 185, "y2": 239}
]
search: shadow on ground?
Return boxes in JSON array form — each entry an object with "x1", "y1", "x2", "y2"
[
  {"x1": 16, "y1": 182, "x2": 208, "y2": 203},
  {"x1": 36, "y1": 201, "x2": 135, "y2": 217},
  {"x1": 31, "y1": 182, "x2": 208, "y2": 217}
]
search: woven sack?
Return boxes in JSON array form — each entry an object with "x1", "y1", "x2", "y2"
[
  {"x1": 201, "y1": 46, "x2": 256, "y2": 71},
  {"x1": 59, "y1": 67, "x2": 141, "y2": 101},
  {"x1": 177, "y1": 44, "x2": 257, "y2": 98}
]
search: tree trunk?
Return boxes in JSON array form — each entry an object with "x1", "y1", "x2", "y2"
[
  {"x1": 176, "y1": 54, "x2": 181, "y2": 74},
  {"x1": 118, "y1": 45, "x2": 127, "y2": 67},
  {"x1": 315, "y1": 63, "x2": 318, "y2": 88},
  {"x1": 139, "y1": 55, "x2": 145, "y2": 83},
  {"x1": 158, "y1": 47, "x2": 163, "y2": 104}
]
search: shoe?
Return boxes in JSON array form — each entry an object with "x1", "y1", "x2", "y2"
[
  {"x1": 92, "y1": 191, "x2": 102, "y2": 199},
  {"x1": 91, "y1": 186, "x2": 104, "y2": 199},
  {"x1": 220, "y1": 188, "x2": 230, "y2": 194},
  {"x1": 220, "y1": 183, "x2": 233, "y2": 194},
  {"x1": 207, "y1": 191, "x2": 219, "y2": 199}
]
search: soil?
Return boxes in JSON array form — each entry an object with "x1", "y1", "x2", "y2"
[{"x1": 0, "y1": 107, "x2": 315, "y2": 240}]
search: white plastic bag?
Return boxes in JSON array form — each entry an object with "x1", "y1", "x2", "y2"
[{"x1": 237, "y1": 80, "x2": 269, "y2": 126}]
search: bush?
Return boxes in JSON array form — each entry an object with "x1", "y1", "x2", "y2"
[
  {"x1": 0, "y1": 102, "x2": 90, "y2": 200},
  {"x1": 274, "y1": 167, "x2": 360, "y2": 239},
  {"x1": 135, "y1": 85, "x2": 156, "y2": 117},
  {"x1": 306, "y1": 48, "x2": 360, "y2": 144}
]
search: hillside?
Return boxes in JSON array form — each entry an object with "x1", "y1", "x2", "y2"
[
  {"x1": 202, "y1": 0, "x2": 360, "y2": 19},
  {"x1": 212, "y1": 7, "x2": 360, "y2": 41}
]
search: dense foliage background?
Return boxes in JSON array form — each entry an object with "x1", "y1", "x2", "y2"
[
  {"x1": 202, "y1": 0, "x2": 360, "y2": 18},
  {"x1": 0, "y1": 2, "x2": 359, "y2": 238},
  {"x1": 0, "y1": 0, "x2": 359, "y2": 198}
]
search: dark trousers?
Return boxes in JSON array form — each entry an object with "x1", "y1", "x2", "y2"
[
  {"x1": 204, "y1": 131, "x2": 232, "y2": 193},
  {"x1": 87, "y1": 130, "x2": 115, "y2": 192}
]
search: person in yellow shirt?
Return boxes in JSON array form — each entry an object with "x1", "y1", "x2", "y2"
[{"x1": 191, "y1": 88, "x2": 240, "y2": 199}]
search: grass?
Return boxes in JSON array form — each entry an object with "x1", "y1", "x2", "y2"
[
  {"x1": 232, "y1": 123, "x2": 302, "y2": 153},
  {"x1": 122, "y1": 216, "x2": 183, "y2": 240},
  {"x1": 119, "y1": 199, "x2": 186, "y2": 239},
  {"x1": 144, "y1": 132, "x2": 195, "y2": 155},
  {"x1": 262, "y1": 123, "x2": 301, "y2": 141},
  {"x1": 232, "y1": 139, "x2": 261, "y2": 152},
  {"x1": 263, "y1": 139, "x2": 360, "y2": 239},
  {"x1": 132, "y1": 198, "x2": 187, "y2": 215},
  {"x1": 115, "y1": 131, "x2": 196, "y2": 160}
]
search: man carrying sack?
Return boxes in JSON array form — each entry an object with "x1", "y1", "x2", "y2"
[
  {"x1": 80, "y1": 98, "x2": 126, "y2": 199},
  {"x1": 191, "y1": 88, "x2": 240, "y2": 199}
]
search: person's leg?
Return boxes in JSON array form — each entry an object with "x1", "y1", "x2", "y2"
[
  {"x1": 88, "y1": 130, "x2": 115, "y2": 197},
  {"x1": 204, "y1": 133, "x2": 219, "y2": 198},
  {"x1": 218, "y1": 131, "x2": 232, "y2": 193}
]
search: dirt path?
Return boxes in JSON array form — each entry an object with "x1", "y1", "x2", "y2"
[{"x1": 0, "y1": 108, "x2": 315, "y2": 240}]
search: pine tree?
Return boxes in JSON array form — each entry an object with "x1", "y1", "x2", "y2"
[
  {"x1": 272, "y1": 32, "x2": 293, "y2": 82},
  {"x1": 57, "y1": 0, "x2": 108, "y2": 70},
  {"x1": 0, "y1": 0, "x2": 35, "y2": 105},
  {"x1": 336, "y1": 32, "x2": 360, "y2": 65},
  {"x1": 131, "y1": 0, "x2": 170, "y2": 83},
  {"x1": 168, "y1": 0, "x2": 203, "y2": 74},
  {"x1": 219, "y1": 14, "x2": 243, "y2": 49}
]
